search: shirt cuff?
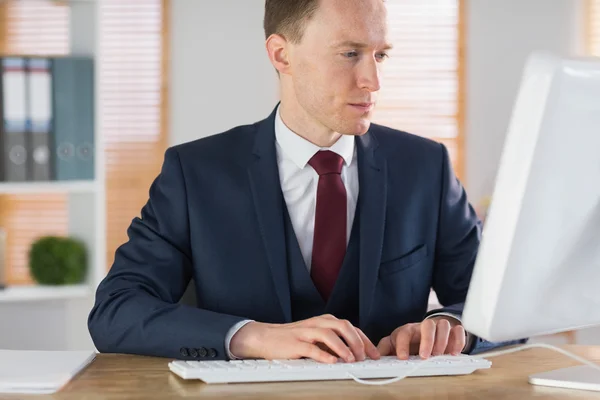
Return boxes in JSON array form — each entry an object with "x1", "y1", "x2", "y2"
[
  {"x1": 424, "y1": 312, "x2": 474, "y2": 354},
  {"x1": 225, "y1": 319, "x2": 255, "y2": 360}
]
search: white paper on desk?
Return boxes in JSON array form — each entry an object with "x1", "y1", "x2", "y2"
[{"x1": 0, "y1": 349, "x2": 96, "y2": 394}]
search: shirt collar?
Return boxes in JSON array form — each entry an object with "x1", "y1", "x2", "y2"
[{"x1": 275, "y1": 105, "x2": 355, "y2": 169}]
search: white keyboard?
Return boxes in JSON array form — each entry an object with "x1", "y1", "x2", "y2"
[{"x1": 168, "y1": 355, "x2": 491, "y2": 384}]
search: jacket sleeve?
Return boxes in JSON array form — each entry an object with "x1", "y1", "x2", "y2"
[{"x1": 88, "y1": 147, "x2": 246, "y2": 360}]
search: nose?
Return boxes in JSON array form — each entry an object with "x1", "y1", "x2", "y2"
[{"x1": 357, "y1": 56, "x2": 381, "y2": 92}]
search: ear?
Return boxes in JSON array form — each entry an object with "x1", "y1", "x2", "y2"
[{"x1": 266, "y1": 33, "x2": 292, "y2": 75}]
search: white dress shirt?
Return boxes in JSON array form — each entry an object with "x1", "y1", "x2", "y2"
[
  {"x1": 223, "y1": 106, "x2": 469, "y2": 359},
  {"x1": 274, "y1": 106, "x2": 358, "y2": 270}
]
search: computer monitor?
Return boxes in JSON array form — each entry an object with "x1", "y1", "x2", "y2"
[{"x1": 462, "y1": 52, "x2": 600, "y2": 390}]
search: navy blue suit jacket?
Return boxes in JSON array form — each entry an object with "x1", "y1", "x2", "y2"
[{"x1": 88, "y1": 106, "x2": 522, "y2": 360}]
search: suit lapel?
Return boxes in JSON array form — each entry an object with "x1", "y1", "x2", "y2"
[
  {"x1": 246, "y1": 108, "x2": 292, "y2": 322},
  {"x1": 357, "y1": 131, "x2": 387, "y2": 329}
]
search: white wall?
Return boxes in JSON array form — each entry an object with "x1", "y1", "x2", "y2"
[
  {"x1": 465, "y1": 0, "x2": 585, "y2": 203},
  {"x1": 169, "y1": 0, "x2": 278, "y2": 146}
]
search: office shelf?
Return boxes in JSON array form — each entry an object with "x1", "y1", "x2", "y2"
[
  {"x1": 0, "y1": 284, "x2": 91, "y2": 303},
  {"x1": 0, "y1": 1, "x2": 103, "y2": 352},
  {"x1": 0, "y1": 181, "x2": 99, "y2": 195}
]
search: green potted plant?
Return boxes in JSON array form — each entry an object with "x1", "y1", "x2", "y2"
[{"x1": 28, "y1": 236, "x2": 87, "y2": 285}]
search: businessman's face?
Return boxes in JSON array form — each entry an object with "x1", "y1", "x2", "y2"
[{"x1": 285, "y1": 0, "x2": 390, "y2": 136}]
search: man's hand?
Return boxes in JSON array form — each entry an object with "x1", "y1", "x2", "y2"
[
  {"x1": 229, "y1": 314, "x2": 380, "y2": 363},
  {"x1": 376, "y1": 317, "x2": 466, "y2": 360}
]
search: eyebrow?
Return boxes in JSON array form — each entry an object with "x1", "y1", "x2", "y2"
[{"x1": 333, "y1": 41, "x2": 394, "y2": 51}]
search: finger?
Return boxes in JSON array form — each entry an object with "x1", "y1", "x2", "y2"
[
  {"x1": 356, "y1": 328, "x2": 380, "y2": 360},
  {"x1": 303, "y1": 328, "x2": 354, "y2": 363},
  {"x1": 431, "y1": 319, "x2": 451, "y2": 356},
  {"x1": 419, "y1": 319, "x2": 437, "y2": 359},
  {"x1": 447, "y1": 325, "x2": 466, "y2": 356},
  {"x1": 377, "y1": 336, "x2": 393, "y2": 356},
  {"x1": 298, "y1": 342, "x2": 338, "y2": 364},
  {"x1": 337, "y1": 320, "x2": 367, "y2": 361},
  {"x1": 318, "y1": 319, "x2": 366, "y2": 361},
  {"x1": 393, "y1": 325, "x2": 419, "y2": 360}
]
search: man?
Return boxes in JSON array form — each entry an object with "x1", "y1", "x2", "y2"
[{"x1": 88, "y1": 0, "x2": 524, "y2": 363}]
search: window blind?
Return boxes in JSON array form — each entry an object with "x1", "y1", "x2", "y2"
[
  {"x1": 99, "y1": 0, "x2": 167, "y2": 271},
  {"x1": 372, "y1": 0, "x2": 464, "y2": 179}
]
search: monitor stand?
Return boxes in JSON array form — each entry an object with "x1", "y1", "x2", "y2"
[{"x1": 529, "y1": 366, "x2": 600, "y2": 392}]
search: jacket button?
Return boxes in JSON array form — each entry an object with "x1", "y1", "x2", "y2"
[
  {"x1": 198, "y1": 347, "x2": 208, "y2": 358},
  {"x1": 189, "y1": 348, "x2": 198, "y2": 358},
  {"x1": 208, "y1": 348, "x2": 217, "y2": 358},
  {"x1": 180, "y1": 347, "x2": 189, "y2": 357}
]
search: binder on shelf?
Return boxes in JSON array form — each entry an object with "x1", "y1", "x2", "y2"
[
  {"x1": 1, "y1": 57, "x2": 29, "y2": 182},
  {"x1": 26, "y1": 57, "x2": 53, "y2": 182},
  {"x1": 73, "y1": 57, "x2": 95, "y2": 181},
  {"x1": 52, "y1": 57, "x2": 95, "y2": 181}
]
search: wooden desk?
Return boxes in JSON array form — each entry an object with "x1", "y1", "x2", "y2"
[{"x1": 2, "y1": 345, "x2": 600, "y2": 400}]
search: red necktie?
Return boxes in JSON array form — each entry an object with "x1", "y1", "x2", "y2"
[{"x1": 308, "y1": 150, "x2": 347, "y2": 301}]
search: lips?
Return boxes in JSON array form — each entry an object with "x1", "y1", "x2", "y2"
[{"x1": 349, "y1": 103, "x2": 374, "y2": 112}]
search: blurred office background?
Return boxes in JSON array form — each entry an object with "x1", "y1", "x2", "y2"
[{"x1": 0, "y1": 0, "x2": 598, "y2": 351}]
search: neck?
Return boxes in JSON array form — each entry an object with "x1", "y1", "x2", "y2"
[{"x1": 278, "y1": 102, "x2": 342, "y2": 148}]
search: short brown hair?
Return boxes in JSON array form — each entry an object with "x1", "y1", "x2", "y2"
[{"x1": 264, "y1": 0, "x2": 320, "y2": 43}]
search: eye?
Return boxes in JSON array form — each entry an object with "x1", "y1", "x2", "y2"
[
  {"x1": 343, "y1": 51, "x2": 359, "y2": 58},
  {"x1": 376, "y1": 52, "x2": 389, "y2": 61}
]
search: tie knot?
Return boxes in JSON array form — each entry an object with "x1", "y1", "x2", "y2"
[{"x1": 308, "y1": 151, "x2": 344, "y2": 176}]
